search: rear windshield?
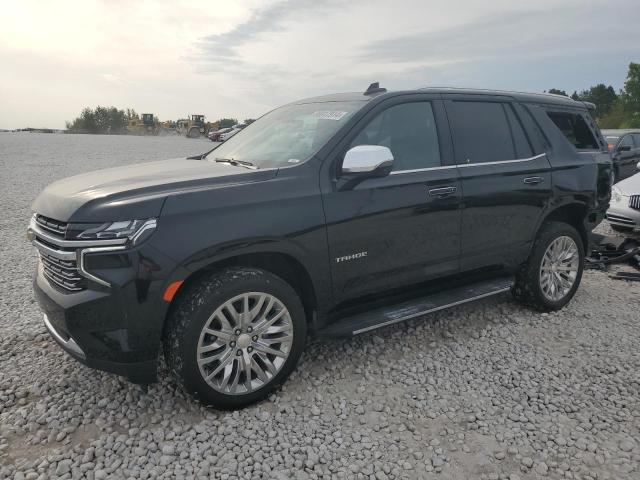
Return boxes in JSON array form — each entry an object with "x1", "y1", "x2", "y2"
[{"x1": 546, "y1": 111, "x2": 599, "y2": 150}]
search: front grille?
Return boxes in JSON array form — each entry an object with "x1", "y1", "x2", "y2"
[
  {"x1": 39, "y1": 250, "x2": 86, "y2": 292},
  {"x1": 32, "y1": 213, "x2": 84, "y2": 292},
  {"x1": 35, "y1": 214, "x2": 67, "y2": 238},
  {"x1": 606, "y1": 212, "x2": 636, "y2": 226},
  {"x1": 630, "y1": 195, "x2": 640, "y2": 210}
]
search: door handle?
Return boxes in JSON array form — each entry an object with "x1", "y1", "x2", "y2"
[
  {"x1": 523, "y1": 176, "x2": 543, "y2": 185},
  {"x1": 428, "y1": 186, "x2": 457, "y2": 198}
]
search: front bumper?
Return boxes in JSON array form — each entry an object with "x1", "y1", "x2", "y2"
[
  {"x1": 607, "y1": 200, "x2": 640, "y2": 230},
  {"x1": 33, "y1": 256, "x2": 169, "y2": 383},
  {"x1": 29, "y1": 217, "x2": 184, "y2": 384}
]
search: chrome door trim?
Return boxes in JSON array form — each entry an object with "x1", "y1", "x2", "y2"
[
  {"x1": 456, "y1": 153, "x2": 546, "y2": 168},
  {"x1": 389, "y1": 153, "x2": 546, "y2": 175},
  {"x1": 390, "y1": 165, "x2": 457, "y2": 175}
]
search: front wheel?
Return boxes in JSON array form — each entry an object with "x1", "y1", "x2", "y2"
[
  {"x1": 164, "y1": 268, "x2": 307, "y2": 409},
  {"x1": 512, "y1": 222, "x2": 584, "y2": 312}
]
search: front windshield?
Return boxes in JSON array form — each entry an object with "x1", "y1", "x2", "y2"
[{"x1": 207, "y1": 101, "x2": 365, "y2": 168}]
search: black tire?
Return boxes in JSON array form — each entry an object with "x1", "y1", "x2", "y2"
[
  {"x1": 512, "y1": 222, "x2": 584, "y2": 312},
  {"x1": 164, "y1": 267, "x2": 307, "y2": 409},
  {"x1": 610, "y1": 223, "x2": 633, "y2": 233},
  {"x1": 187, "y1": 127, "x2": 200, "y2": 138}
]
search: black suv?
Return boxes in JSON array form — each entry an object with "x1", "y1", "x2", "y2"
[{"x1": 29, "y1": 85, "x2": 612, "y2": 408}]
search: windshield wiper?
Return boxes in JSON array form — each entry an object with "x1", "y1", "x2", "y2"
[{"x1": 214, "y1": 158, "x2": 258, "y2": 170}]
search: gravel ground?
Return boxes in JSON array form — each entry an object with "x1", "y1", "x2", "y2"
[{"x1": 1, "y1": 132, "x2": 640, "y2": 480}]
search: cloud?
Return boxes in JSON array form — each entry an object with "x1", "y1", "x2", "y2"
[
  {"x1": 354, "y1": 1, "x2": 640, "y2": 70},
  {"x1": 194, "y1": 0, "x2": 338, "y2": 72}
]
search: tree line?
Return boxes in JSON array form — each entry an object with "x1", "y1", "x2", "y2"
[
  {"x1": 66, "y1": 109, "x2": 256, "y2": 134},
  {"x1": 66, "y1": 107, "x2": 138, "y2": 134},
  {"x1": 546, "y1": 62, "x2": 640, "y2": 128}
]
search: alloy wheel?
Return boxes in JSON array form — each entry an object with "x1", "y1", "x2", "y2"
[
  {"x1": 539, "y1": 236, "x2": 580, "y2": 301},
  {"x1": 196, "y1": 292, "x2": 294, "y2": 395}
]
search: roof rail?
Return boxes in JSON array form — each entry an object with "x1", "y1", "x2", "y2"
[
  {"x1": 582, "y1": 101, "x2": 596, "y2": 111},
  {"x1": 364, "y1": 82, "x2": 386, "y2": 95}
]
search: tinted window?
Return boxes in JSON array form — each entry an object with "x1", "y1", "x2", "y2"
[
  {"x1": 350, "y1": 102, "x2": 441, "y2": 171},
  {"x1": 521, "y1": 105, "x2": 551, "y2": 152},
  {"x1": 619, "y1": 135, "x2": 634, "y2": 149},
  {"x1": 633, "y1": 134, "x2": 640, "y2": 148},
  {"x1": 546, "y1": 111, "x2": 599, "y2": 150},
  {"x1": 447, "y1": 101, "x2": 515, "y2": 164},
  {"x1": 504, "y1": 105, "x2": 533, "y2": 158}
]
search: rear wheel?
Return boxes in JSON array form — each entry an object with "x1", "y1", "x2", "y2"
[
  {"x1": 187, "y1": 126, "x2": 200, "y2": 138},
  {"x1": 512, "y1": 222, "x2": 584, "y2": 311},
  {"x1": 164, "y1": 268, "x2": 307, "y2": 409}
]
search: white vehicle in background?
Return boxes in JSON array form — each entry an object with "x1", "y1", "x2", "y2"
[
  {"x1": 607, "y1": 162, "x2": 640, "y2": 232},
  {"x1": 219, "y1": 123, "x2": 247, "y2": 141}
]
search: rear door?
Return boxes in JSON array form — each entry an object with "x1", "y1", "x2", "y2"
[
  {"x1": 321, "y1": 95, "x2": 462, "y2": 304},
  {"x1": 443, "y1": 96, "x2": 552, "y2": 271}
]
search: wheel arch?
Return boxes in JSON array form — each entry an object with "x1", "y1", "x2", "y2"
[
  {"x1": 165, "y1": 250, "x2": 319, "y2": 330},
  {"x1": 535, "y1": 202, "x2": 589, "y2": 250}
]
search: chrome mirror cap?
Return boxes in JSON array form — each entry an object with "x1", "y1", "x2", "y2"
[{"x1": 342, "y1": 145, "x2": 394, "y2": 174}]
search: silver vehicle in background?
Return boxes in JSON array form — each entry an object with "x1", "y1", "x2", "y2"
[
  {"x1": 219, "y1": 123, "x2": 247, "y2": 141},
  {"x1": 607, "y1": 161, "x2": 640, "y2": 232}
]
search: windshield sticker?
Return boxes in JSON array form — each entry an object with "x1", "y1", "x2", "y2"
[
  {"x1": 312, "y1": 111, "x2": 349, "y2": 121},
  {"x1": 287, "y1": 159, "x2": 301, "y2": 164}
]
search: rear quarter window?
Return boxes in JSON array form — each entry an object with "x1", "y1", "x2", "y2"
[{"x1": 545, "y1": 110, "x2": 599, "y2": 150}]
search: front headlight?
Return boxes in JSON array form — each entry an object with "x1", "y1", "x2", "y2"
[
  {"x1": 67, "y1": 218, "x2": 157, "y2": 244},
  {"x1": 611, "y1": 186, "x2": 623, "y2": 203}
]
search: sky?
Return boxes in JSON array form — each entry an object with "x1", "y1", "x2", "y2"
[{"x1": 0, "y1": 0, "x2": 639, "y2": 129}]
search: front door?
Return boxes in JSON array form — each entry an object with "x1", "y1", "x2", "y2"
[
  {"x1": 443, "y1": 97, "x2": 553, "y2": 271},
  {"x1": 321, "y1": 97, "x2": 462, "y2": 304}
]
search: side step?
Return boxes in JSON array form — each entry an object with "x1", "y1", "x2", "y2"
[{"x1": 317, "y1": 276, "x2": 514, "y2": 338}]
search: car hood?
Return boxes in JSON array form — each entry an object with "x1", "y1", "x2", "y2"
[
  {"x1": 615, "y1": 172, "x2": 640, "y2": 196},
  {"x1": 32, "y1": 157, "x2": 277, "y2": 222}
]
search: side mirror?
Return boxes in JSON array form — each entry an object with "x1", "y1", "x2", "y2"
[
  {"x1": 342, "y1": 145, "x2": 394, "y2": 176},
  {"x1": 618, "y1": 145, "x2": 632, "y2": 152}
]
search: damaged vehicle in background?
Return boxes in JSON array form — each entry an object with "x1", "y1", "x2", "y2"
[
  {"x1": 602, "y1": 129, "x2": 640, "y2": 183},
  {"x1": 607, "y1": 161, "x2": 640, "y2": 232},
  {"x1": 28, "y1": 83, "x2": 612, "y2": 409}
]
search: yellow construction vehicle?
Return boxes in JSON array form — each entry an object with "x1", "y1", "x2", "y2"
[
  {"x1": 176, "y1": 114, "x2": 213, "y2": 138},
  {"x1": 127, "y1": 113, "x2": 159, "y2": 135}
]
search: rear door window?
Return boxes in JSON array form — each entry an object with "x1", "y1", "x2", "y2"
[
  {"x1": 446, "y1": 101, "x2": 515, "y2": 164},
  {"x1": 545, "y1": 111, "x2": 599, "y2": 150},
  {"x1": 350, "y1": 102, "x2": 441, "y2": 171},
  {"x1": 633, "y1": 134, "x2": 640, "y2": 148}
]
